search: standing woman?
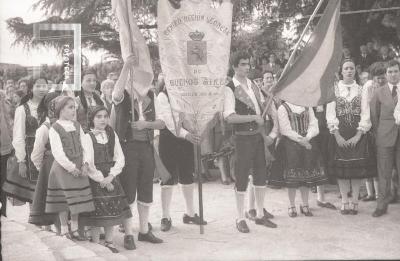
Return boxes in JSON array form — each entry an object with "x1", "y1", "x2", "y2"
[
  {"x1": 2, "y1": 77, "x2": 48, "y2": 203},
  {"x1": 76, "y1": 69, "x2": 104, "y2": 132},
  {"x1": 326, "y1": 59, "x2": 376, "y2": 215},
  {"x1": 278, "y1": 101, "x2": 328, "y2": 217},
  {"x1": 0, "y1": 90, "x2": 14, "y2": 216},
  {"x1": 29, "y1": 92, "x2": 60, "y2": 229}
]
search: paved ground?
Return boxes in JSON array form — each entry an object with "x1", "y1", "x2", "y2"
[{"x1": 2, "y1": 181, "x2": 400, "y2": 261}]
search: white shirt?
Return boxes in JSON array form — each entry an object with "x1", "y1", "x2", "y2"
[
  {"x1": 49, "y1": 120, "x2": 88, "y2": 173},
  {"x1": 31, "y1": 118, "x2": 50, "y2": 170},
  {"x1": 12, "y1": 101, "x2": 39, "y2": 162},
  {"x1": 326, "y1": 80, "x2": 371, "y2": 133},
  {"x1": 277, "y1": 102, "x2": 319, "y2": 142},
  {"x1": 83, "y1": 129, "x2": 125, "y2": 182},
  {"x1": 155, "y1": 92, "x2": 188, "y2": 139}
]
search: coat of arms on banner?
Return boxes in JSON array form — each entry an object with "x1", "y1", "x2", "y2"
[{"x1": 187, "y1": 30, "x2": 207, "y2": 65}]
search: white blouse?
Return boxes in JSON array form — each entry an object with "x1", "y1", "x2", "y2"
[
  {"x1": 49, "y1": 120, "x2": 87, "y2": 173},
  {"x1": 31, "y1": 118, "x2": 50, "y2": 170},
  {"x1": 12, "y1": 101, "x2": 39, "y2": 163},
  {"x1": 83, "y1": 129, "x2": 125, "y2": 182},
  {"x1": 326, "y1": 80, "x2": 371, "y2": 133},
  {"x1": 277, "y1": 102, "x2": 319, "y2": 142}
]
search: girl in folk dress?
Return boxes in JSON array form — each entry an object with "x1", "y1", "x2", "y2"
[
  {"x1": 80, "y1": 106, "x2": 132, "y2": 253},
  {"x1": 277, "y1": 101, "x2": 328, "y2": 217},
  {"x1": 45, "y1": 96, "x2": 95, "y2": 240},
  {"x1": 327, "y1": 59, "x2": 376, "y2": 215},
  {"x1": 2, "y1": 77, "x2": 48, "y2": 203},
  {"x1": 29, "y1": 92, "x2": 60, "y2": 230}
]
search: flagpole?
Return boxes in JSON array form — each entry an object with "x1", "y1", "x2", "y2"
[
  {"x1": 194, "y1": 140, "x2": 204, "y2": 234},
  {"x1": 261, "y1": 0, "x2": 326, "y2": 118}
]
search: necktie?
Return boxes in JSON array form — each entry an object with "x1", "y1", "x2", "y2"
[{"x1": 392, "y1": 85, "x2": 397, "y2": 99}]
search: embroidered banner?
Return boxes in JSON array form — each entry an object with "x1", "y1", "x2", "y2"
[{"x1": 157, "y1": 0, "x2": 233, "y2": 136}]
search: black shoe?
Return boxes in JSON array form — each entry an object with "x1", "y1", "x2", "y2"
[
  {"x1": 300, "y1": 205, "x2": 313, "y2": 217},
  {"x1": 263, "y1": 208, "x2": 274, "y2": 219},
  {"x1": 288, "y1": 206, "x2": 297, "y2": 218},
  {"x1": 340, "y1": 203, "x2": 350, "y2": 215},
  {"x1": 317, "y1": 200, "x2": 337, "y2": 210},
  {"x1": 362, "y1": 195, "x2": 376, "y2": 202},
  {"x1": 161, "y1": 218, "x2": 172, "y2": 232},
  {"x1": 148, "y1": 222, "x2": 153, "y2": 232},
  {"x1": 124, "y1": 235, "x2": 136, "y2": 250},
  {"x1": 138, "y1": 230, "x2": 163, "y2": 244},
  {"x1": 104, "y1": 241, "x2": 119, "y2": 253},
  {"x1": 349, "y1": 203, "x2": 358, "y2": 215},
  {"x1": 372, "y1": 208, "x2": 387, "y2": 217},
  {"x1": 245, "y1": 209, "x2": 257, "y2": 221},
  {"x1": 183, "y1": 214, "x2": 207, "y2": 225},
  {"x1": 255, "y1": 216, "x2": 277, "y2": 228},
  {"x1": 236, "y1": 219, "x2": 250, "y2": 233}
]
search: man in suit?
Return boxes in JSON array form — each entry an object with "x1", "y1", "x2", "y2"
[
  {"x1": 356, "y1": 45, "x2": 375, "y2": 72},
  {"x1": 370, "y1": 59, "x2": 400, "y2": 217}
]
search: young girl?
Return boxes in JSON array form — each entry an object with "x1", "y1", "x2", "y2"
[
  {"x1": 277, "y1": 101, "x2": 328, "y2": 217},
  {"x1": 3, "y1": 77, "x2": 48, "y2": 203},
  {"x1": 45, "y1": 95, "x2": 95, "y2": 240},
  {"x1": 29, "y1": 92, "x2": 60, "y2": 230},
  {"x1": 327, "y1": 59, "x2": 375, "y2": 215},
  {"x1": 80, "y1": 106, "x2": 132, "y2": 253}
]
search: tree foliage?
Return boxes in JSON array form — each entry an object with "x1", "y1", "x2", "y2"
[{"x1": 5, "y1": 0, "x2": 400, "y2": 63}]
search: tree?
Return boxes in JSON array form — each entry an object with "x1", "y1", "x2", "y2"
[{"x1": 6, "y1": 0, "x2": 400, "y2": 63}]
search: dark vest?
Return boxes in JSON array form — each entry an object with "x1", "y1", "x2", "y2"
[
  {"x1": 227, "y1": 81, "x2": 264, "y2": 134},
  {"x1": 88, "y1": 126, "x2": 115, "y2": 176},
  {"x1": 113, "y1": 90, "x2": 155, "y2": 142},
  {"x1": 52, "y1": 121, "x2": 83, "y2": 168}
]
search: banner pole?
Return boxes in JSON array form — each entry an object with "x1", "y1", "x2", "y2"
[
  {"x1": 194, "y1": 142, "x2": 204, "y2": 234},
  {"x1": 261, "y1": 0, "x2": 326, "y2": 118}
]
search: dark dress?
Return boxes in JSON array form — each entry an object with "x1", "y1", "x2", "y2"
[
  {"x1": 280, "y1": 103, "x2": 328, "y2": 188},
  {"x1": 327, "y1": 86, "x2": 376, "y2": 179},
  {"x1": 29, "y1": 122, "x2": 57, "y2": 226},
  {"x1": 79, "y1": 129, "x2": 132, "y2": 227},
  {"x1": 2, "y1": 104, "x2": 40, "y2": 202}
]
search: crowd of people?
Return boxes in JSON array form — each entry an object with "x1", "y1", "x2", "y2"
[{"x1": 1, "y1": 42, "x2": 400, "y2": 253}]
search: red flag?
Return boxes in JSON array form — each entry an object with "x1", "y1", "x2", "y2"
[{"x1": 273, "y1": 0, "x2": 342, "y2": 107}]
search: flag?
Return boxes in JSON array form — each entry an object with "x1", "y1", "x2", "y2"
[
  {"x1": 157, "y1": 0, "x2": 233, "y2": 136},
  {"x1": 273, "y1": 0, "x2": 342, "y2": 107},
  {"x1": 111, "y1": 0, "x2": 153, "y2": 98}
]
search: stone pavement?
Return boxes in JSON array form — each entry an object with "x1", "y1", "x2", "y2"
[{"x1": 2, "y1": 182, "x2": 400, "y2": 261}]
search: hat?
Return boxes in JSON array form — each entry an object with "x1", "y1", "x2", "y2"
[
  {"x1": 88, "y1": 105, "x2": 108, "y2": 129},
  {"x1": 54, "y1": 95, "x2": 74, "y2": 119}
]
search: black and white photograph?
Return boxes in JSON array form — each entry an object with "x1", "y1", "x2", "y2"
[{"x1": 0, "y1": 0, "x2": 400, "y2": 260}]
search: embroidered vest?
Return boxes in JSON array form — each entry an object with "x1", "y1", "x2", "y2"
[{"x1": 282, "y1": 103, "x2": 309, "y2": 137}]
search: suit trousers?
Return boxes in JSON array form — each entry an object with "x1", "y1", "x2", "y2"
[{"x1": 377, "y1": 133, "x2": 400, "y2": 210}]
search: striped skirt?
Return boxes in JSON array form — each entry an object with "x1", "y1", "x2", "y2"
[
  {"x1": 2, "y1": 155, "x2": 36, "y2": 203},
  {"x1": 45, "y1": 161, "x2": 95, "y2": 215},
  {"x1": 29, "y1": 151, "x2": 57, "y2": 225}
]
